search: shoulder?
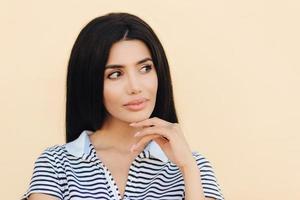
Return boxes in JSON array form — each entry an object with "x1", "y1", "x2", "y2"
[
  {"x1": 191, "y1": 151, "x2": 212, "y2": 167},
  {"x1": 191, "y1": 151, "x2": 220, "y2": 185},
  {"x1": 191, "y1": 150, "x2": 217, "y2": 176},
  {"x1": 38, "y1": 144, "x2": 66, "y2": 156},
  {"x1": 34, "y1": 144, "x2": 68, "y2": 167},
  {"x1": 191, "y1": 151, "x2": 225, "y2": 200},
  {"x1": 22, "y1": 145, "x2": 67, "y2": 200},
  {"x1": 41, "y1": 144, "x2": 67, "y2": 154}
]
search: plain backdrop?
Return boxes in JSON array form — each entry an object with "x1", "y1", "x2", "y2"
[{"x1": 1, "y1": 0, "x2": 300, "y2": 199}]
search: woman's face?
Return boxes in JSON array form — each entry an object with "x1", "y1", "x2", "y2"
[{"x1": 103, "y1": 39, "x2": 158, "y2": 124}]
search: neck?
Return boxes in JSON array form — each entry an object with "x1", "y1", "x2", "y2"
[{"x1": 90, "y1": 117, "x2": 146, "y2": 154}]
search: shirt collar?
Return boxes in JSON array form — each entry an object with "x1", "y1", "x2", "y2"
[{"x1": 65, "y1": 130, "x2": 169, "y2": 163}]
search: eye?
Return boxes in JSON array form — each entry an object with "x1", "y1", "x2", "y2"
[
  {"x1": 107, "y1": 71, "x2": 121, "y2": 79},
  {"x1": 107, "y1": 64, "x2": 153, "y2": 80},
  {"x1": 141, "y1": 64, "x2": 153, "y2": 73}
]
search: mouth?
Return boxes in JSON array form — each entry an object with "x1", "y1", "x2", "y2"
[{"x1": 124, "y1": 100, "x2": 148, "y2": 111}]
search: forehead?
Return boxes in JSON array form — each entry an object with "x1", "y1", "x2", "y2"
[{"x1": 106, "y1": 40, "x2": 152, "y2": 65}]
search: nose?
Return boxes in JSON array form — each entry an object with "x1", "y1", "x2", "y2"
[{"x1": 126, "y1": 71, "x2": 142, "y2": 94}]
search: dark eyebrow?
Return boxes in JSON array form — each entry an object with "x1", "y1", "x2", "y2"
[{"x1": 105, "y1": 57, "x2": 153, "y2": 70}]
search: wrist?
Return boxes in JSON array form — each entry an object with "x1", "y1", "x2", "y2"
[{"x1": 179, "y1": 156, "x2": 198, "y2": 173}]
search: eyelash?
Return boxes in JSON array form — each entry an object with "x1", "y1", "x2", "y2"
[{"x1": 107, "y1": 64, "x2": 153, "y2": 80}]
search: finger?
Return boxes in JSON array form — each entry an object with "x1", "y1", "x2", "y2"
[
  {"x1": 129, "y1": 117, "x2": 170, "y2": 127},
  {"x1": 131, "y1": 134, "x2": 161, "y2": 152},
  {"x1": 134, "y1": 126, "x2": 170, "y2": 141}
]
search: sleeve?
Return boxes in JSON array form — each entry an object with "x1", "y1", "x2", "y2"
[
  {"x1": 21, "y1": 147, "x2": 64, "y2": 200},
  {"x1": 192, "y1": 151, "x2": 225, "y2": 200}
]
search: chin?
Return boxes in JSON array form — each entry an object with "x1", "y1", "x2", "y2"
[{"x1": 118, "y1": 110, "x2": 153, "y2": 123}]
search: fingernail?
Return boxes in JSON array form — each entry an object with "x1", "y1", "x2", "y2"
[
  {"x1": 134, "y1": 132, "x2": 140, "y2": 137},
  {"x1": 129, "y1": 123, "x2": 136, "y2": 126},
  {"x1": 130, "y1": 144, "x2": 136, "y2": 152}
]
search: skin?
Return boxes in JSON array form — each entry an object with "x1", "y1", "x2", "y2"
[
  {"x1": 90, "y1": 39, "x2": 158, "y2": 155},
  {"x1": 28, "y1": 39, "x2": 215, "y2": 200}
]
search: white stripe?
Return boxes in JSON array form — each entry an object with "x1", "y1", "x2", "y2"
[{"x1": 21, "y1": 130, "x2": 224, "y2": 200}]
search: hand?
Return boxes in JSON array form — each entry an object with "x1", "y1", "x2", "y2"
[{"x1": 129, "y1": 117, "x2": 195, "y2": 169}]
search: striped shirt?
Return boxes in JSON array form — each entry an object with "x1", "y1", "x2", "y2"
[{"x1": 21, "y1": 130, "x2": 224, "y2": 200}]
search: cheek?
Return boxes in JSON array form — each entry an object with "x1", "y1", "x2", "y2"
[
  {"x1": 146, "y1": 73, "x2": 158, "y2": 94},
  {"x1": 103, "y1": 82, "x2": 122, "y2": 106}
]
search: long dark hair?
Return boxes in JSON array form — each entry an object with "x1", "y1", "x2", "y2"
[{"x1": 66, "y1": 12, "x2": 179, "y2": 143}]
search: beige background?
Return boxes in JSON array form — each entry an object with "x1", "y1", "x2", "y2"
[{"x1": 1, "y1": 0, "x2": 299, "y2": 199}]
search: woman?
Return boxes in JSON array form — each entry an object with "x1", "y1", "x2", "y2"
[{"x1": 22, "y1": 12, "x2": 224, "y2": 200}]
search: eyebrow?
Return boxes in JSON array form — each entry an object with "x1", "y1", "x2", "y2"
[{"x1": 105, "y1": 57, "x2": 153, "y2": 70}]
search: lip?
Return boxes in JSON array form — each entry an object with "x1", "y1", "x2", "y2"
[
  {"x1": 123, "y1": 98, "x2": 148, "y2": 111},
  {"x1": 124, "y1": 101, "x2": 147, "y2": 111},
  {"x1": 124, "y1": 98, "x2": 148, "y2": 106}
]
